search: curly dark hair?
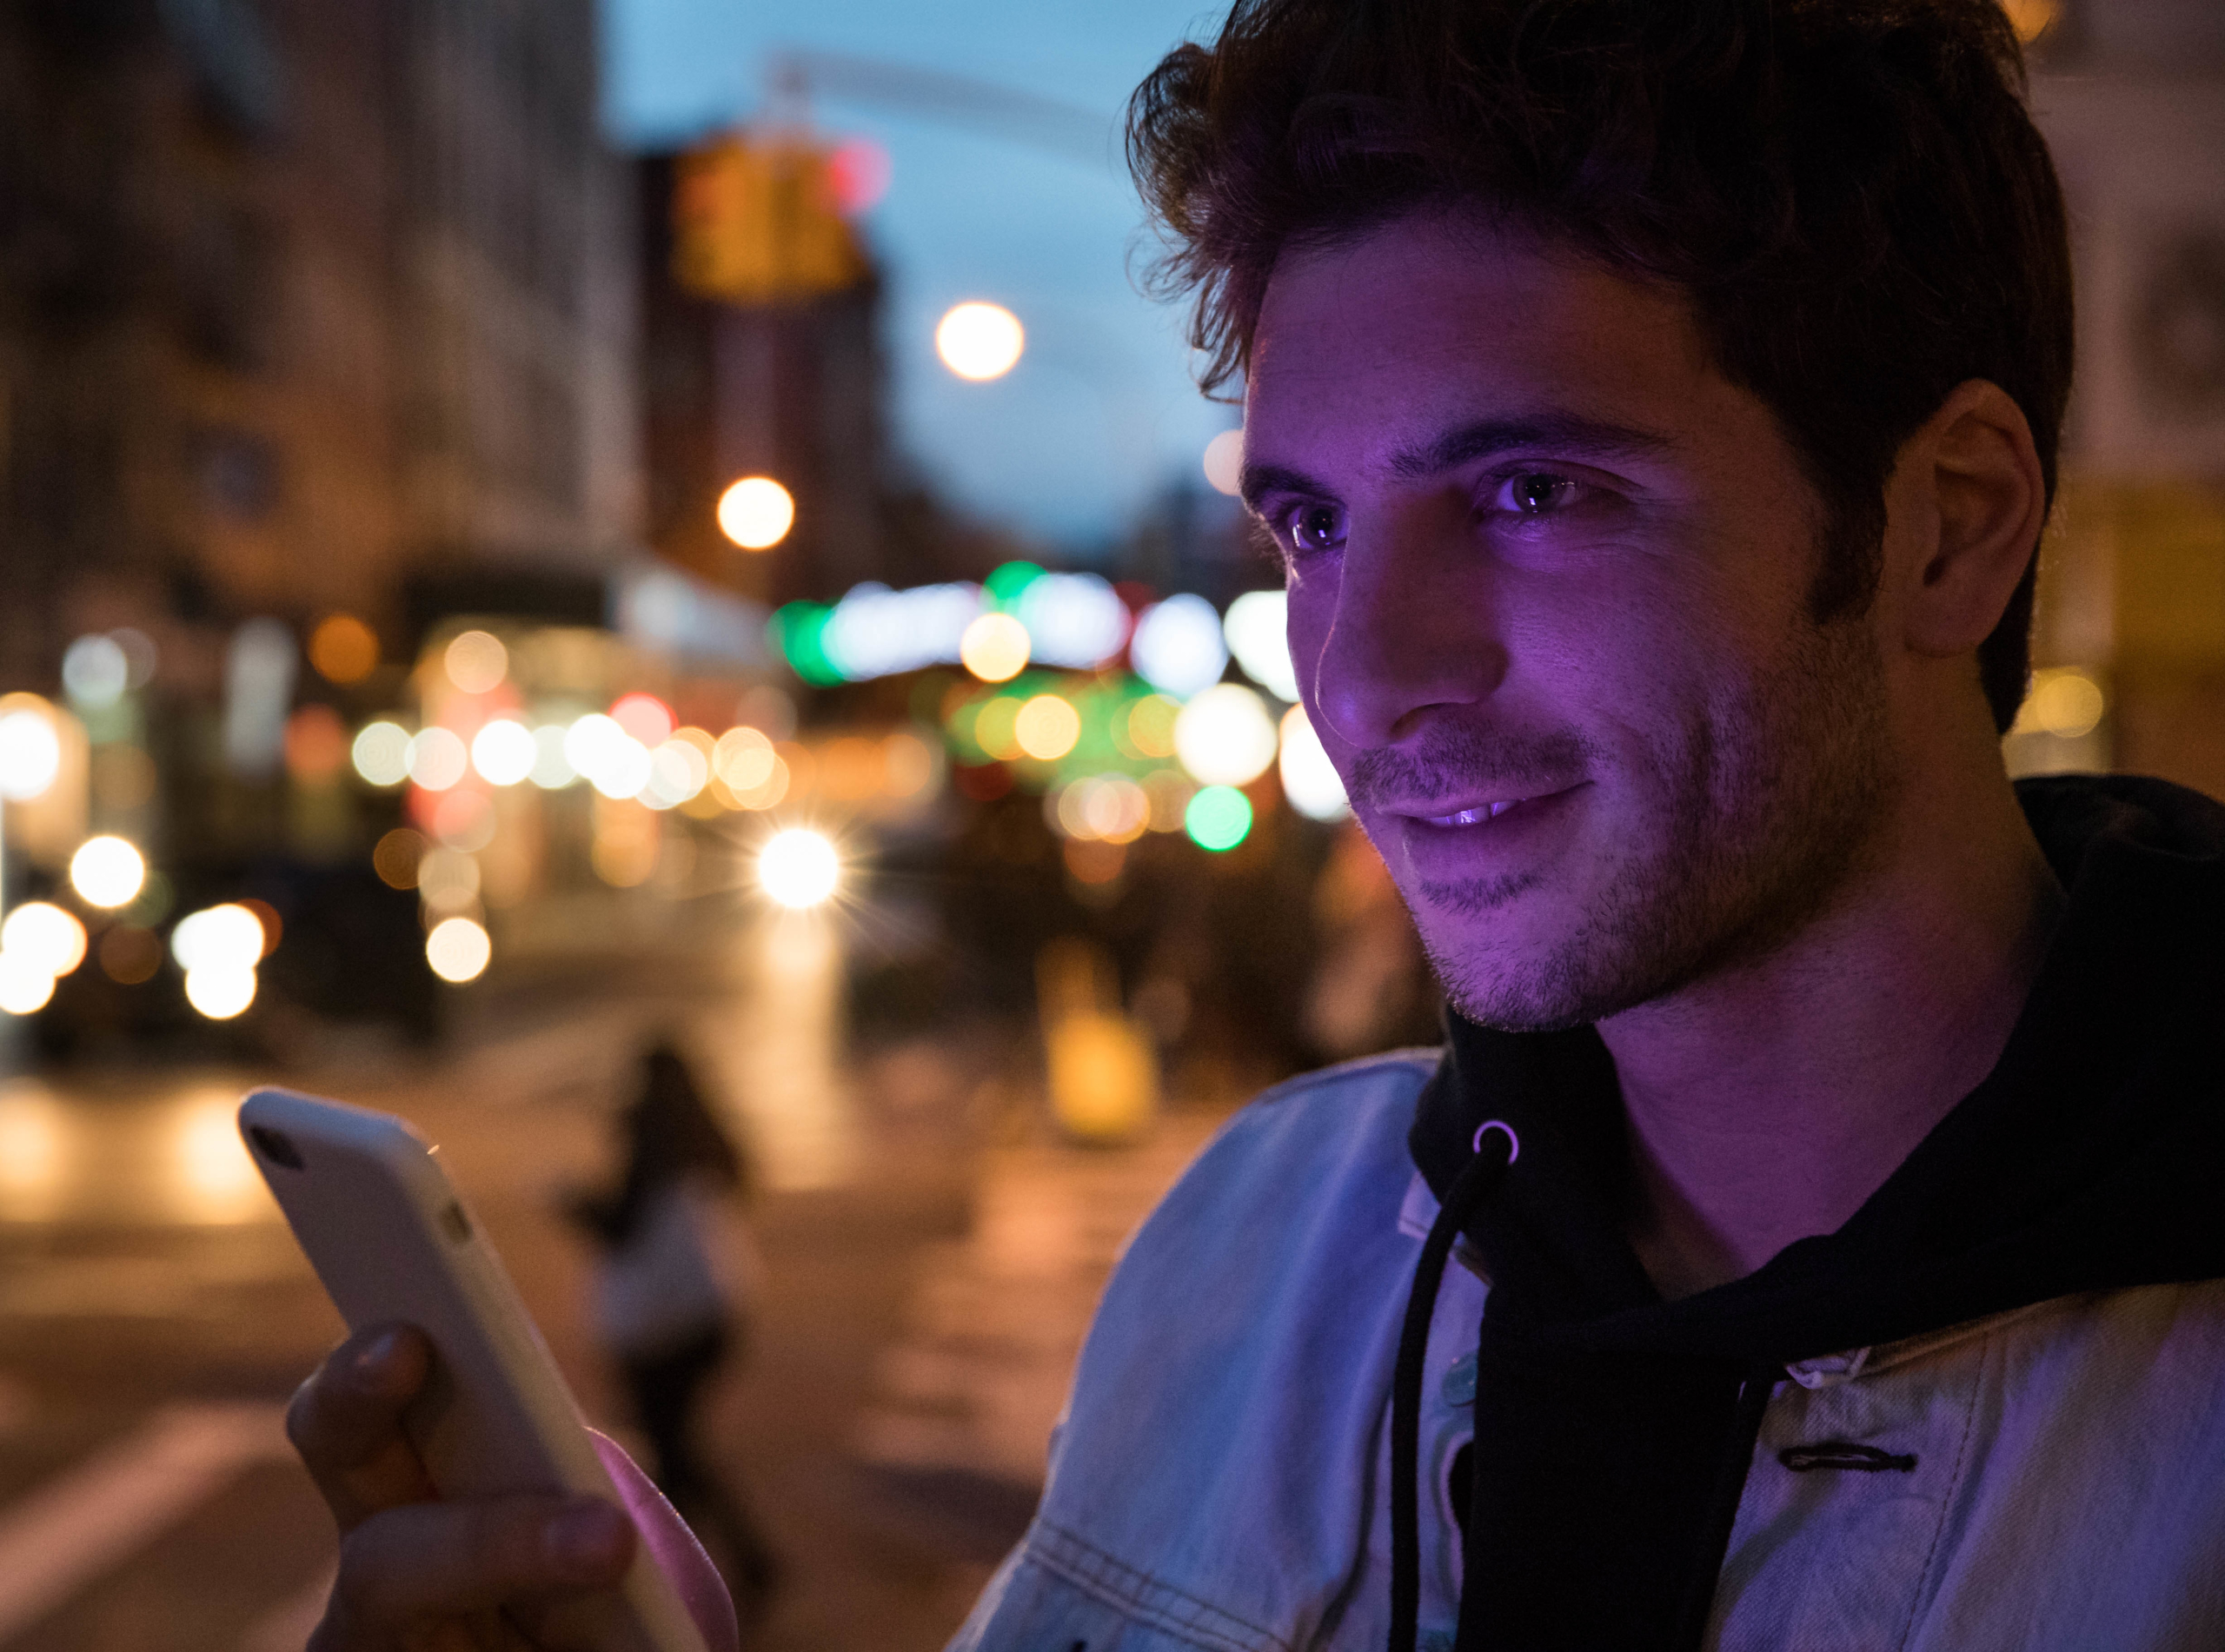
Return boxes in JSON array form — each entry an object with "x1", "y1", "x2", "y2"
[{"x1": 1126, "y1": 0, "x2": 2074, "y2": 732}]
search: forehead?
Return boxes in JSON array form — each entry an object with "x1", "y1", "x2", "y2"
[{"x1": 1245, "y1": 216, "x2": 1722, "y2": 468}]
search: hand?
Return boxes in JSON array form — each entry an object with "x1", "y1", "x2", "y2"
[{"x1": 288, "y1": 1323, "x2": 739, "y2": 1652}]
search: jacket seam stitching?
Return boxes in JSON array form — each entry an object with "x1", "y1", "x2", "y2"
[
  {"x1": 1026, "y1": 1518, "x2": 1292, "y2": 1652},
  {"x1": 1891, "y1": 1317, "x2": 1989, "y2": 1652}
]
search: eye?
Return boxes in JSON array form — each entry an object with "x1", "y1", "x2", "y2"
[
  {"x1": 1284, "y1": 502, "x2": 1346, "y2": 554},
  {"x1": 1501, "y1": 471, "x2": 1580, "y2": 514}
]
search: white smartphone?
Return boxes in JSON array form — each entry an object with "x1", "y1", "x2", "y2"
[{"x1": 238, "y1": 1085, "x2": 710, "y2": 1652}]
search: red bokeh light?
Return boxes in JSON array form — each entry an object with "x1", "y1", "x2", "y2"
[
  {"x1": 827, "y1": 137, "x2": 892, "y2": 215},
  {"x1": 609, "y1": 692, "x2": 675, "y2": 748}
]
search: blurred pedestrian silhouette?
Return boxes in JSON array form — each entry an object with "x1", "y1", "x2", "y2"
[{"x1": 569, "y1": 1039, "x2": 780, "y2": 1617}]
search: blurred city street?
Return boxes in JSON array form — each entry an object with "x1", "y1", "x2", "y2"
[
  {"x1": 0, "y1": 916, "x2": 1239, "y2": 1651},
  {"x1": 0, "y1": 0, "x2": 2220, "y2": 1646}
]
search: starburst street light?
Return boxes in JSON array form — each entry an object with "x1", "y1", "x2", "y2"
[{"x1": 758, "y1": 828, "x2": 840, "y2": 909}]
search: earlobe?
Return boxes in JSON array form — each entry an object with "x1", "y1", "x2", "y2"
[{"x1": 1896, "y1": 380, "x2": 2046, "y2": 660}]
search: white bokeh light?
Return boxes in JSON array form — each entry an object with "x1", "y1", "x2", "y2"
[
  {"x1": 0, "y1": 903, "x2": 86, "y2": 979},
  {"x1": 70, "y1": 837, "x2": 146, "y2": 909},
  {"x1": 1202, "y1": 428, "x2": 1245, "y2": 496},
  {"x1": 1223, "y1": 589, "x2": 1298, "y2": 702},
  {"x1": 1279, "y1": 704, "x2": 1351, "y2": 822},
  {"x1": 184, "y1": 966, "x2": 257, "y2": 1020},
  {"x1": 426, "y1": 916, "x2": 492, "y2": 984},
  {"x1": 470, "y1": 719, "x2": 536, "y2": 786},
  {"x1": 0, "y1": 707, "x2": 63, "y2": 803},
  {"x1": 170, "y1": 905, "x2": 266, "y2": 974},
  {"x1": 1130, "y1": 594, "x2": 1230, "y2": 700},
  {"x1": 351, "y1": 721, "x2": 412, "y2": 788},
  {"x1": 935, "y1": 302, "x2": 1025, "y2": 381},
  {"x1": 1173, "y1": 684, "x2": 1279, "y2": 787}
]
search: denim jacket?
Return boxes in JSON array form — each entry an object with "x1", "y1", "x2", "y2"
[{"x1": 948, "y1": 1052, "x2": 2225, "y2": 1651}]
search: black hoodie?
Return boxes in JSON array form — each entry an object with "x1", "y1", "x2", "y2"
[{"x1": 1398, "y1": 773, "x2": 2225, "y2": 1651}]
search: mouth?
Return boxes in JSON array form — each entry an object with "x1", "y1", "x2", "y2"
[{"x1": 1401, "y1": 784, "x2": 1584, "y2": 828}]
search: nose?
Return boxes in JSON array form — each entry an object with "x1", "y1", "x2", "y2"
[{"x1": 1305, "y1": 508, "x2": 1507, "y2": 751}]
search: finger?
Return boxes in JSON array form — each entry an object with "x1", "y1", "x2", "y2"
[
  {"x1": 591, "y1": 1431, "x2": 741, "y2": 1652},
  {"x1": 287, "y1": 1323, "x2": 438, "y2": 1529},
  {"x1": 328, "y1": 1494, "x2": 634, "y2": 1630}
]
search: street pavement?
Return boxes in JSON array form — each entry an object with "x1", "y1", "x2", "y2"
[{"x1": 0, "y1": 918, "x2": 1234, "y2": 1651}]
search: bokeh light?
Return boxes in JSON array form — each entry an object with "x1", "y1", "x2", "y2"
[
  {"x1": 62, "y1": 635, "x2": 130, "y2": 707},
  {"x1": 2029, "y1": 670, "x2": 2105, "y2": 739},
  {"x1": 1124, "y1": 695, "x2": 1179, "y2": 760},
  {"x1": 444, "y1": 630, "x2": 508, "y2": 694},
  {"x1": 1223, "y1": 589, "x2": 1298, "y2": 702},
  {"x1": 1279, "y1": 704, "x2": 1351, "y2": 821},
  {"x1": 610, "y1": 693, "x2": 676, "y2": 748},
  {"x1": 70, "y1": 837, "x2": 147, "y2": 909},
  {"x1": 1184, "y1": 785, "x2": 1254, "y2": 852},
  {"x1": 372, "y1": 827, "x2": 428, "y2": 889},
  {"x1": 1, "y1": 903, "x2": 87, "y2": 979},
  {"x1": 1202, "y1": 428, "x2": 1245, "y2": 497},
  {"x1": 0, "y1": 704, "x2": 63, "y2": 802},
  {"x1": 935, "y1": 302, "x2": 1025, "y2": 381},
  {"x1": 309, "y1": 613, "x2": 380, "y2": 683},
  {"x1": 351, "y1": 720, "x2": 412, "y2": 787},
  {"x1": 426, "y1": 916, "x2": 492, "y2": 983},
  {"x1": 184, "y1": 965, "x2": 256, "y2": 1019},
  {"x1": 1131, "y1": 594, "x2": 1230, "y2": 699},
  {"x1": 0, "y1": 956, "x2": 56, "y2": 1015},
  {"x1": 471, "y1": 719, "x2": 536, "y2": 786},
  {"x1": 960, "y1": 613, "x2": 1031, "y2": 682},
  {"x1": 714, "y1": 726, "x2": 777, "y2": 791},
  {"x1": 717, "y1": 476, "x2": 795, "y2": 550},
  {"x1": 406, "y1": 726, "x2": 468, "y2": 792},
  {"x1": 528, "y1": 725, "x2": 576, "y2": 788},
  {"x1": 1174, "y1": 683, "x2": 1279, "y2": 786},
  {"x1": 171, "y1": 905, "x2": 265, "y2": 974},
  {"x1": 417, "y1": 848, "x2": 481, "y2": 912},
  {"x1": 758, "y1": 828, "x2": 840, "y2": 909},
  {"x1": 644, "y1": 737, "x2": 710, "y2": 808},
  {"x1": 567, "y1": 714, "x2": 653, "y2": 800},
  {"x1": 283, "y1": 706, "x2": 351, "y2": 783},
  {"x1": 1013, "y1": 694, "x2": 1082, "y2": 761}
]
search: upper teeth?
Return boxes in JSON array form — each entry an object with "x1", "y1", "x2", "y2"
[{"x1": 1431, "y1": 799, "x2": 1523, "y2": 826}]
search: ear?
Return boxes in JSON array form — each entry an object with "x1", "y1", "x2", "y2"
[{"x1": 1887, "y1": 379, "x2": 2047, "y2": 660}]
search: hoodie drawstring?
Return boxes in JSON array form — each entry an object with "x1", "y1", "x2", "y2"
[{"x1": 1389, "y1": 1122, "x2": 1518, "y2": 1652}]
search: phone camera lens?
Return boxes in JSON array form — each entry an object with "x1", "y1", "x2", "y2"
[{"x1": 248, "y1": 1124, "x2": 304, "y2": 1170}]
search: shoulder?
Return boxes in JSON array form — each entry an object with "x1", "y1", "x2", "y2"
[
  {"x1": 1137, "y1": 1047, "x2": 1441, "y2": 1246},
  {"x1": 1013, "y1": 1051, "x2": 1447, "y2": 1642}
]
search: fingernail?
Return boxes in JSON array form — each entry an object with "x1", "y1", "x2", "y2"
[
  {"x1": 546, "y1": 1501, "x2": 628, "y2": 1573},
  {"x1": 350, "y1": 1328, "x2": 404, "y2": 1383}
]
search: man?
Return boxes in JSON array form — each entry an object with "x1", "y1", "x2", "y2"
[{"x1": 289, "y1": 1, "x2": 2225, "y2": 1647}]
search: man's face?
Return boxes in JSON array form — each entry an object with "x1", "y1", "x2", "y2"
[{"x1": 1244, "y1": 215, "x2": 1895, "y2": 1030}]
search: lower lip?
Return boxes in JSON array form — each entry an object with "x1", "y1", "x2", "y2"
[{"x1": 1389, "y1": 786, "x2": 1587, "y2": 877}]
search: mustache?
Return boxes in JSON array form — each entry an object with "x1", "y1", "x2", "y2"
[{"x1": 1345, "y1": 725, "x2": 1604, "y2": 809}]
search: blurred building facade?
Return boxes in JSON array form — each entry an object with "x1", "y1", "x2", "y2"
[
  {"x1": 636, "y1": 148, "x2": 893, "y2": 607},
  {"x1": 2018, "y1": 0, "x2": 2225, "y2": 794},
  {"x1": 0, "y1": 0, "x2": 636, "y2": 686}
]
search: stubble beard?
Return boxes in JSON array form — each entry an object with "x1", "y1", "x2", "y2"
[{"x1": 1376, "y1": 612, "x2": 1895, "y2": 1033}]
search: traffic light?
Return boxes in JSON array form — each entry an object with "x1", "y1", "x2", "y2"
[{"x1": 672, "y1": 132, "x2": 868, "y2": 305}]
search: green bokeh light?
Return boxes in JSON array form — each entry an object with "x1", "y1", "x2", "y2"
[
  {"x1": 1184, "y1": 784, "x2": 1252, "y2": 851},
  {"x1": 984, "y1": 561, "x2": 1045, "y2": 610},
  {"x1": 770, "y1": 602, "x2": 845, "y2": 687}
]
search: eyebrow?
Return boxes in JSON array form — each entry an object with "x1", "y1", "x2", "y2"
[
  {"x1": 1239, "y1": 411, "x2": 1675, "y2": 512},
  {"x1": 1385, "y1": 412, "x2": 1676, "y2": 480}
]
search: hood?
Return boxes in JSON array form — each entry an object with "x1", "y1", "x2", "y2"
[{"x1": 1401, "y1": 773, "x2": 2225, "y2": 1650}]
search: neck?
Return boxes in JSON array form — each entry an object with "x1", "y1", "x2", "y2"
[{"x1": 1604, "y1": 767, "x2": 2064, "y2": 1301}]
